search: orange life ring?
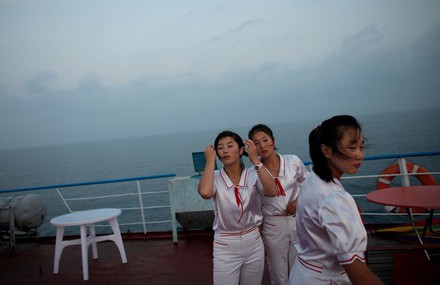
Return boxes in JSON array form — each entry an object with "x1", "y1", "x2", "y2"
[{"x1": 376, "y1": 162, "x2": 437, "y2": 213}]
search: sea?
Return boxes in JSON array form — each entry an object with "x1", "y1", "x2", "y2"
[{"x1": 1, "y1": 108, "x2": 439, "y2": 237}]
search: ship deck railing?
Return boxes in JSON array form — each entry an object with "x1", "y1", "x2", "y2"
[
  {"x1": 337, "y1": 151, "x2": 439, "y2": 221},
  {"x1": 0, "y1": 173, "x2": 176, "y2": 240},
  {"x1": 0, "y1": 151, "x2": 439, "y2": 240}
]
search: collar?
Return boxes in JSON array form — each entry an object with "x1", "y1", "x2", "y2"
[
  {"x1": 277, "y1": 154, "x2": 286, "y2": 177},
  {"x1": 220, "y1": 167, "x2": 248, "y2": 189}
]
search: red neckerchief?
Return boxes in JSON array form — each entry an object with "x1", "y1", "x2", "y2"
[
  {"x1": 274, "y1": 178, "x2": 286, "y2": 196},
  {"x1": 234, "y1": 186, "x2": 244, "y2": 223}
]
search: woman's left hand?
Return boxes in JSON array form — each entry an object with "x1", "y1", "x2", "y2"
[
  {"x1": 286, "y1": 200, "x2": 297, "y2": 216},
  {"x1": 244, "y1": 139, "x2": 260, "y2": 165}
]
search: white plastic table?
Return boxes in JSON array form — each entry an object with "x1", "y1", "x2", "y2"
[{"x1": 50, "y1": 208, "x2": 127, "y2": 281}]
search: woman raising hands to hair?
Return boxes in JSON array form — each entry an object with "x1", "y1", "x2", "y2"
[
  {"x1": 248, "y1": 124, "x2": 308, "y2": 285},
  {"x1": 198, "y1": 130, "x2": 277, "y2": 285}
]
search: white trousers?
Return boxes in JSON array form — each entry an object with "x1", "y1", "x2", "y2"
[
  {"x1": 262, "y1": 215, "x2": 297, "y2": 285},
  {"x1": 213, "y1": 227, "x2": 264, "y2": 285},
  {"x1": 289, "y1": 257, "x2": 351, "y2": 285}
]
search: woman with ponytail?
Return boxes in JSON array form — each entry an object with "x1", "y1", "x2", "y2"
[
  {"x1": 248, "y1": 124, "x2": 308, "y2": 285},
  {"x1": 198, "y1": 130, "x2": 278, "y2": 285},
  {"x1": 289, "y1": 115, "x2": 383, "y2": 285}
]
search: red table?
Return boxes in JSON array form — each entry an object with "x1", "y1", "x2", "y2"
[{"x1": 366, "y1": 185, "x2": 440, "y2": 260}]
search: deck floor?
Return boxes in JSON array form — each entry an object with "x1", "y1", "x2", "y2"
[
  {"x1": 0, "y1": 232, "x2": 271, "y2": 285},
  {"x1": 1, "y1": 231, "x2": 439, "y2": 285}
]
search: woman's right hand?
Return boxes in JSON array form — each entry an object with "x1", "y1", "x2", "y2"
[
  {"x1": 198, "y1": 144, "x2": 217, "y2": 199},
  {"x1": 204, "y1": 144, "x2": 217, "y2": 163}
]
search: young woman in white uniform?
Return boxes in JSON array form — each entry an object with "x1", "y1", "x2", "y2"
[
  {"x1": 290, "y1": 115, "x2": 383, "y2": 285},
  {"x1": 248, "y1": 124, "x2": 308, "y2": 285},
  {"x1": 198, "y1": 130, "x2": 278, "y2": 285}
]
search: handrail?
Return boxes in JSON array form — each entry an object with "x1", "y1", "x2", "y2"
[
  {"x1": 302, "y1": 151, "x2": 440, "y2": 221},
  {"x1": 1, "y1": 150, "x2": 438, "y2": 237},
  {"x1": 0, "y1": 173, "x2": 176, "y2": 194},
  {"x1": 303, "y1": 150, "x2": 440, "y2": 166},
  {"x1": 0, "y1": 173, "x2": 176, "y2": 236},
  {"x1": 363, "y1": 151, "x2": 440, "y2": 161},
  {"x1": 2, "y1": 151, "x2": 438, "y2": 193}
]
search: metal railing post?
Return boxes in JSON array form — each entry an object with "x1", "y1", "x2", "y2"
[
  {"x1": 56, "y1": 188, "x2": 73, "y2": 212},
  {"x1": 397, "y1": 158, "x2": 411, "y2": 186},
  {"x1": 136, "y1": 180, "x2": 147, "y2": 235}
]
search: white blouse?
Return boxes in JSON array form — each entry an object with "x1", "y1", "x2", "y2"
[
  {"x1": 261, "y1": 154, "x2": 308, "y2": 216},
  {"x1": 294, "y1": 171, "x2": 367, "y2": 273},
  {"x1": 212, "y1": 166, "x2": 264, "y2": 232}
]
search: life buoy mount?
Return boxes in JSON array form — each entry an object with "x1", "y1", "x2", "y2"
[{"x1": 376, "y1": 161, "x2": 437, "y2": 213}]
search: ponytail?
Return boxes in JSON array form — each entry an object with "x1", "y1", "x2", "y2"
[{"x1": 309, "y1": 126, "x2": 333, "y2": 182}]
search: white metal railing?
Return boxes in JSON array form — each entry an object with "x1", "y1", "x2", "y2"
[
  {"x1": 0, "y1": 174, "x2": 176, "y2": 236},
  {"x1": 54, "y1": 187, "x2": 172, "y2": 234},
  {"x1": 1, "y1": 151, "x2": 439, "y2": 238},
  {"x1": 330, "y1": 156, "x2": 438, "y2": 219},
  {"x1": 303, "y1": 151, "x2": 440, "y2": 221}
]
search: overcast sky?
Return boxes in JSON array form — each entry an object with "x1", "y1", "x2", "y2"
[{"x1": 1, "y1": 0, "x2": 439, "y2": 149}]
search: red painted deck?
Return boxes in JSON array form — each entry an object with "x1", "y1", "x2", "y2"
[
  {"x1": 1, "y1": 229, "x2": 440, "y2": 285},
  {"x1": 0, "y1": 231, "x2": 271, "y2": 285}
]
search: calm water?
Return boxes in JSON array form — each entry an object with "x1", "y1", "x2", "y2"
[{"x1": 1, "y1": 108, "x2": 439, "y2": 236}]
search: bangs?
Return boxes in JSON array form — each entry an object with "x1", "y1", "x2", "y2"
[{"x1": 335, "y1": 126, "x2": 363, "y2": 159}]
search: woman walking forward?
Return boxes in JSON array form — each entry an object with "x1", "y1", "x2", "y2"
[{"x1": 290, "y1": 115, "x2": 383, "y2": 285}]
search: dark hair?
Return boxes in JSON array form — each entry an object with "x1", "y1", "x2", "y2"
[
  {"x1": 248, "y1": 124, "x2": 277, "y2": 150},
  {"x1": 309, "y1": 115, "x2": 363, "y2": 182},
  {"x1": 214, "y1": 130, "x2": 248, "y2": 157}
]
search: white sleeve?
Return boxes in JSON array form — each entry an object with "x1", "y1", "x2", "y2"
[
  {"x1": 249, "y1": 166, "x2": 265, "y2": 195},
  {"x1": 290, "y1": 155, "x2": 309, "y2": 184},
  {"x1": 319, "y1": 191, "x2": 367, "y2": 265}
]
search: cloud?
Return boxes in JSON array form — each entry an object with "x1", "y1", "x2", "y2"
[
  {"x1": 78, "y1": 73, "x2": 101, "y2": 91},
  {"x1": 410, "y1": 20, "x2": 440, "y2": 68},
  {"x1": 2, "y1": 18, "x2": 439, "y2": 150},
  {"x1": 23, "y1": 70, "x2": 58, "y2": 95},
  {"x1": 204, "y1": 18, "x2": 263, "y2": 44},
  {"x1": 229, "y1": 19, "x2": 263, "y2": 34},
  {"x1": 1, "y1": 2, "x2": 440, "y2": 149},
  {"x1": 340, "y1": 24, "x2": 384, "y2": 54},
  {"x1": 316, "y1": 22, "x2": 440, "y2": 111},
  {"x1": 204, "y1": 35, "x2": 221, "y2": 44}
]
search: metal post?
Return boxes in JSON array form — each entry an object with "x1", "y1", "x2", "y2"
[
  {"x1": 397, "y1": 158, "x2": 411, "y2": 186},
  {"x1": 9, "y1": 207, "x2": 15, "y2": 251},
  {"x1": 406, "y1": 207, "x2": 430, "y2": 260},
  {"x1": 136, "y1": 180, "x2": 147, "y2": 235}
]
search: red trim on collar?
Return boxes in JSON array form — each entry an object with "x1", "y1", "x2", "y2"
[{"x1": 219, "y1": 167, "x2": 248, "y2": 189}]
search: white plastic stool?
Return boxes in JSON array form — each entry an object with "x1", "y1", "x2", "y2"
[{"x1": 50, "y1": 208, "x2": 127, "y2": 281}]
